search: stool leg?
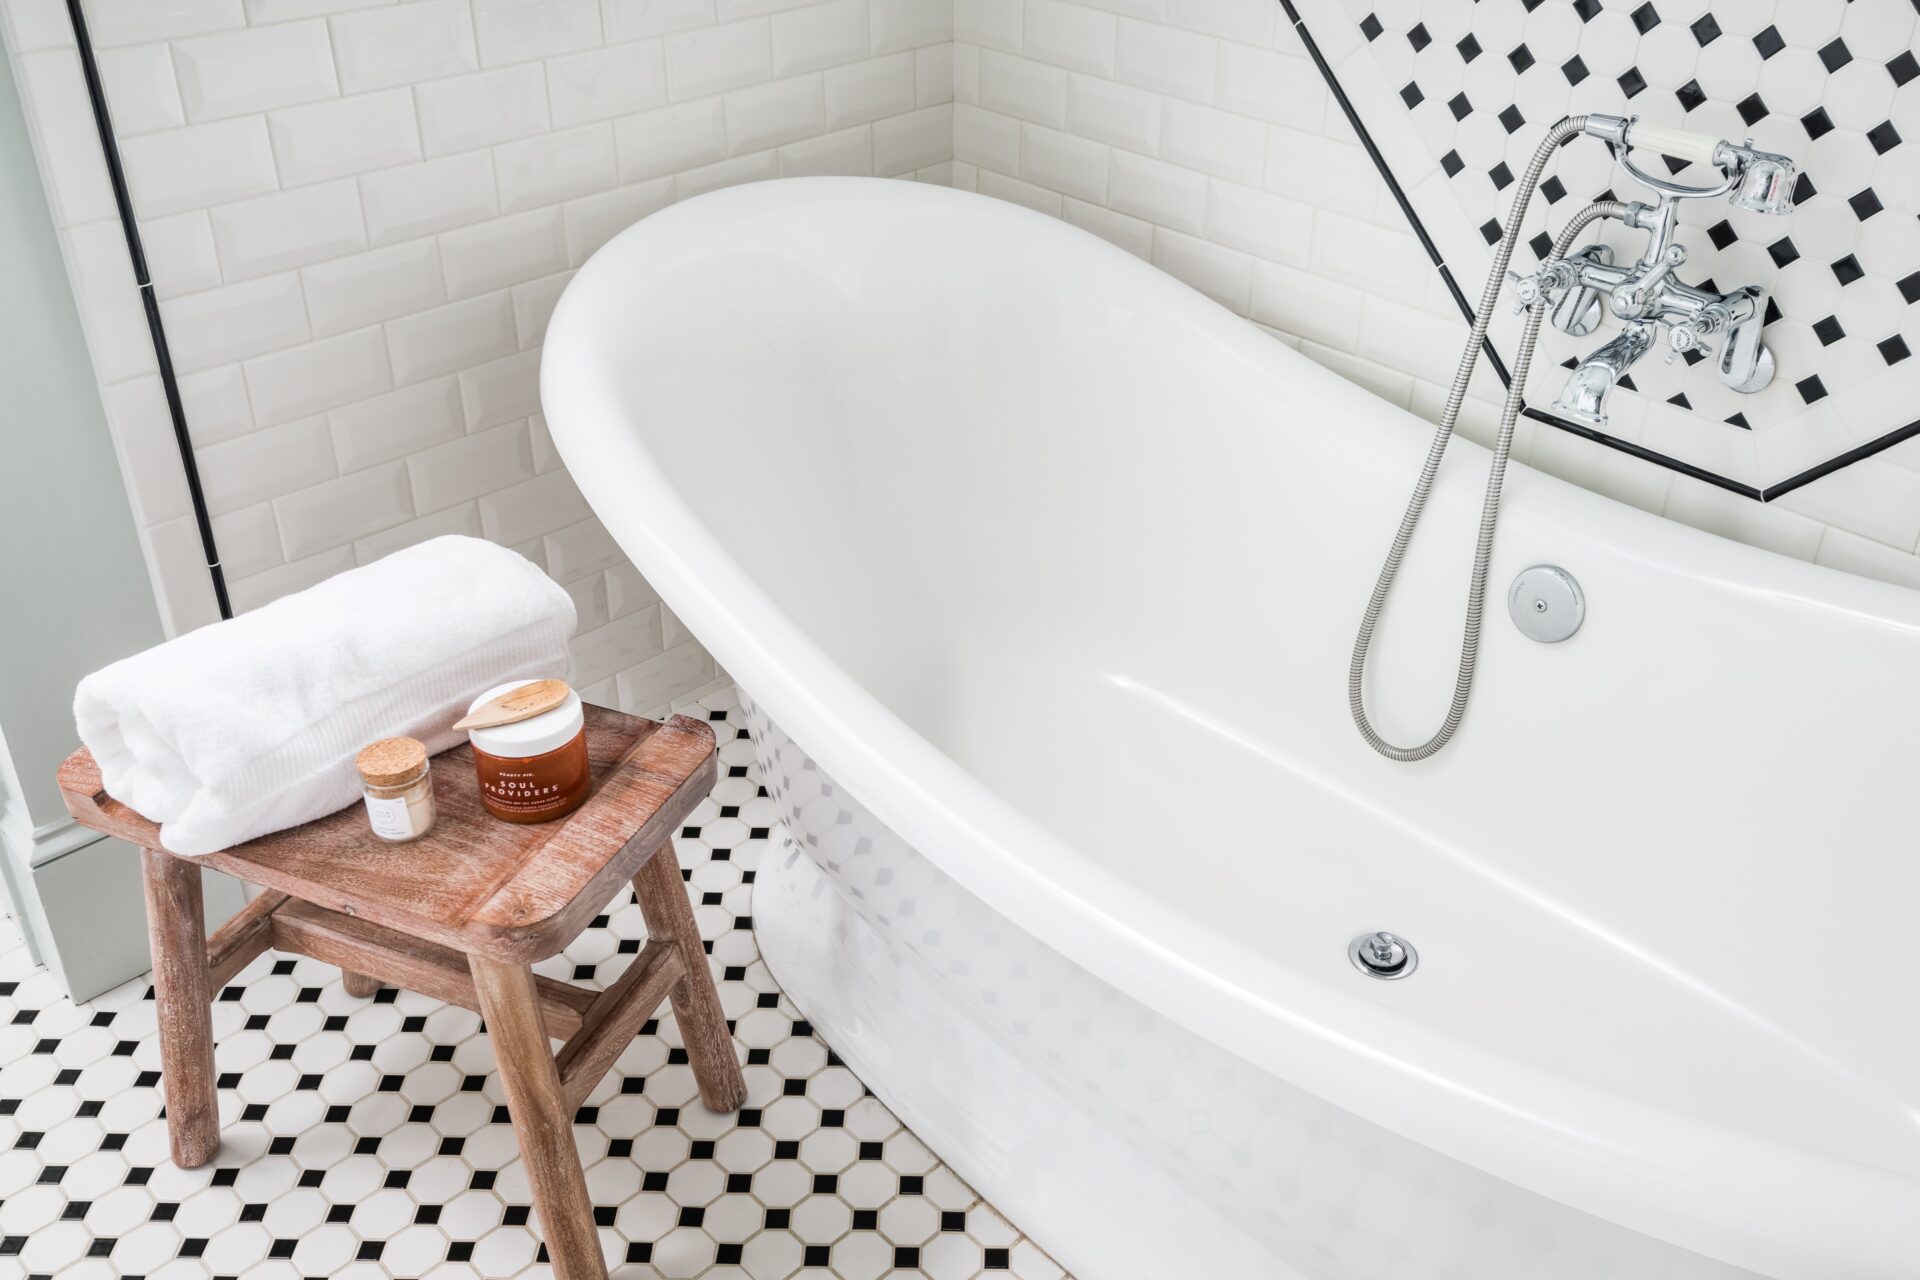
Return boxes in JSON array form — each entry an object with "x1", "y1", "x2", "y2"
[
  {"x1": 633, "y1": 842, "x2": 746, "y2": 1112},
  {"x1": 469, "y1": 955, "x2": 606, "y2": 1280},
  {"x1": 141, "y1": 848, "x2": 220, "y2": 1168},
  {"x1": 341, "y1": 971, "x2": 381, "y2": 998}
]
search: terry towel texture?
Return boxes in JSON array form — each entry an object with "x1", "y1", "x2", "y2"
[{"x1": 74, "y1": 536, "x2": 576, "y2": 857}]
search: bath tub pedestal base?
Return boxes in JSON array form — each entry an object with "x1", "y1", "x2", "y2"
[{"x1": 57, "y1": 707, "x2": 746, "y2": 1280}]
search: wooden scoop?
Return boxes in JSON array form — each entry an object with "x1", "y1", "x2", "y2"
[{"x1": 453, "y1": 679, "x2": 572, "y2": 731}]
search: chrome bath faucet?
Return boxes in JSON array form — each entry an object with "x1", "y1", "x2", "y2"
[{"x1": 1510, "y1": 115, "x2": 1798, "y2": 428}]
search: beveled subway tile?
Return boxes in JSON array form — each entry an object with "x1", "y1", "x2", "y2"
[
  {"x1": 438, "y1": 207, "x2": 571, "y2": 299},
  {"x1": 209, "y1": 179, "x2": 368, "y2": 281},
  {"x1": 471, "y1": 0, "x2": 603, "y2": 67},
  {"x1": 194, "y1": 413, "x2": 338, "y2": 514},
  {"x1": 547, "y1": 39, "x2": 670, "y2": 127},
  {"x1": 117, "y1": 116, "x2": 278, "y2": 218},
  {"x1": 302, "y1": 238, "x2": 447, "y2": 338},
  {"x1": 84, "y1": 0, "x2": 245, "y2": 48},
  {"x1": 269, "y1": 89, "x2": 423, "y2": 188},
  {"x1": 156, "y1": 271, "x2": 312, "y2": 374},
  {"x1": 457, "y1": 347, "x2": 544, "y2": 430},
  {"x1": 771, "y1": 0, "x2": 867, "y2": 77},
  {"x1": 329, "y1": 0, "x2": 478, "y2": 94},
  {"x1": 405, "y1": 418, "x2": 535, "y2": 513},
  {"x1": 384, "y1": 291, "x2": 520, "y2": 385},
  {"x1": 328, "y1": 375, "x2": 466, "y2": 473},
  {"x1": 614, "y1": 97, "x2": 730, "y2": 181},
  {"x1": 825, "y1": 51, "x2": 919, "y2": 130},
  {"x1": 874, "y1": 103, "x2": 951, "y2": 174},
  {"x1": 273, "y1": 460, "x2": 415, "y2": 559},
  {"x1": 243, "y1": 325, "x2": 393, "y2": 426},
  {"x1": 727, "y1": 74, "x2": 828, "y2": 154},
  {"x1": 359, "y1": 152, "x2": 499, "y2": 247},
  {"x1": 494, "y1": 122, "x2": 619, "y2": 213},
  {"x1": 171, "y1": 19, "x2": 340, "y2": 122},
  {"x1": 665, "y1": 16, "x2": 773, "y2": 100},
  {"x1": 416, "y1": 63, "x2": 552, "y2": 157},
  {"x1": 94, "y1": 43, "x2": 186, "y2": 135}
]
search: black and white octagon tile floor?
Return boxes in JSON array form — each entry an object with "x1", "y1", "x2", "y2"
[{"x1": 0, "y1": 689, "x2": 1070, "y2": 1280}]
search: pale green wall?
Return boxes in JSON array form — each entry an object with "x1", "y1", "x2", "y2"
[
  {"x1": 0, "y1": 47, "x2": 167, "y2": 819},
  {"x1": 0, "y1": 44, "x2": 240, "y2": 998}
]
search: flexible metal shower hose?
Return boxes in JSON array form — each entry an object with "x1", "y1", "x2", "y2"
[{"x1": 1348, "y1": 112, "x2": 1627, "y2": 761}]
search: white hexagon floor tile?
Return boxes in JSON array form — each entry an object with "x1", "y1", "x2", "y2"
[{"x1": 0, "y1": 688, "x2": 1069, "y2": 1280}]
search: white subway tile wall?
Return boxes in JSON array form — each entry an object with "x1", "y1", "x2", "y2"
[
  {"x1": 5, "y1": 0, "x2": 1918, "y2": 722},
  {"x1": 1339, "y1": 0, "x2": 1920, "y2": 482},
  {"x1": 4, "y1": 0, "x2": 953, "y2": 718}
]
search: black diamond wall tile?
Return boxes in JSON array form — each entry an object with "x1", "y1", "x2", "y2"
[{"x1": 1342, "y1": 0, "x2": 1920, "y2": 489}]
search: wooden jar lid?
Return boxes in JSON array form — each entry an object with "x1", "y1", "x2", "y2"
[{"x1": 356, "y1": 736, "x2": 428, "y2": 787}]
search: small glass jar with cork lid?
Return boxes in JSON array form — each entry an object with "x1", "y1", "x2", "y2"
[{"x1": 355, "y1": 736, "x2": 437, "y2": 842}]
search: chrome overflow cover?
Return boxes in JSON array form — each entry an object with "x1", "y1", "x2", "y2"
[
  {"x1": 1508, "y1": 565, "x2": 1584, "y2": 643},
  {"x1": 1349, "y1": 931, "x2": 1418, "y2": 980}
]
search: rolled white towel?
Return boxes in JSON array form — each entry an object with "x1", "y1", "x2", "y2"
[{"x1": 74, "y1": 535, "x2": 577, "y2": 856}]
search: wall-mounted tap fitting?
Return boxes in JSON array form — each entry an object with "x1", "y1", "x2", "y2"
[{"x1": 1508, "y1": 114, "x2": 1798, "y2": 429}]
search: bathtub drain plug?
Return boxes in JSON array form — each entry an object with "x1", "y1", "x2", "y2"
[{"x1": 1350, "y1": 931, "x2": 1418, "y2": 980}]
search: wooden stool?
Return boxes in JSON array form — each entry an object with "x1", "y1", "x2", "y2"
[{"x1": 56, "y1": 706, "x2": 745, "y2": 1280}]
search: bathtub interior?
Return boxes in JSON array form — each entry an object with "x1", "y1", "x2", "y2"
[{"x1": 564, "y1": 182, "x2": 1920, "y2": 1186}]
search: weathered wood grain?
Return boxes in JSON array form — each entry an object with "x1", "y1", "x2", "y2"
[
  {"x1": 56, "y1": 708, "x2": 716, "y2": 963},
  {"x1": 270, "y1": 898, "x2": 596, "y2": 1039},
  {"x1": 472, "y1": 955, "x2": 609, "y2": 1280},
  {"x1": 62, "y1": 701, "x2": 742, "y2": 1275},
  {"x1": 142, "y1": 849, "x2": 219, "y2": 1168},
  {"x1": 206, "y1": 889, "x2": 287, "y2": 990},
  {"x1": 634, "y1": 843, "x2": 747, "y2": 1112},
  {"x1": 556, "y1": 938, "x2": 682, "y2": 1111}
]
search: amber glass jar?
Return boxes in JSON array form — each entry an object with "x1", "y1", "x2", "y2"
[{"x1": 466, "y1": 680, "x2": 590, "y2": 823}]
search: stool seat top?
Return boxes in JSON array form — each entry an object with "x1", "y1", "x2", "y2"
[{"x1": 58, "y1": 706, "x2": 717, "y2": 963}]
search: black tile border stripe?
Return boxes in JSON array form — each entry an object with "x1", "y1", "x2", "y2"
[
  {"x1": 69, "y1": 0, "x2": 232, "y2": 617},
  {"x1": 1276, "y1": 0, "x2": 1919, "y2": 504}
]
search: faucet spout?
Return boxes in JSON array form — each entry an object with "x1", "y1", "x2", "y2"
[{"x1": 1553, "y1": 322, "x2": 1654, "y2": 428}]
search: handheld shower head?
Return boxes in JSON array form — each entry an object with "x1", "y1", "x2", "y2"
[
  {"x1": 1728, "y1": 147, "x2": 1797, "y2": 215},
  {"x1": 1599, "y1": 117, "x2": 1798, "y2": 214}
]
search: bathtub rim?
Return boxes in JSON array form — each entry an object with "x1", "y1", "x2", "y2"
[{"x1": 540, "y1": 176, "x2": 1920, "y2": 1280}]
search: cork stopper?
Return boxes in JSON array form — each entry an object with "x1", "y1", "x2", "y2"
[{"x1": 356, "y1": 736, "x2": 429, "y2": 788}]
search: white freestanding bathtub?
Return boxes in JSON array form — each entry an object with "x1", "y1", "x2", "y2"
[{"x1": 542, "y1": 178, "x2": 1920, "y2": 1280}]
